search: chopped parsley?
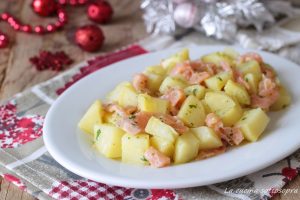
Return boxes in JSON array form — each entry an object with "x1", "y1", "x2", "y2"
[
  {"x1": 189, "y1": 104, "x2": 197, "y2": 109},
  {"x1": 241, "y1": 117, "x2": 247, "y2": 121},
  {"x1": 141, "y1": 156, "x2": 148, "y2": 162},
  {"x1": 217, "y1": 77, "x2": 223, "y2": 81},
  {"x1": 128, "y1": 115, "x2": 136, "y2": 120},
  {"x1": 192, "y1": 88, "x2": 198, "y2": 96},
  {"x1": 96, "y1": 129, "x2": 101, "y2": 140},
  {"x1": 245, "y1": 77, "x2": 249, "y2": 82},
  {"x1": 127, "y1": 136, "x2": 131, "y2": 140}
]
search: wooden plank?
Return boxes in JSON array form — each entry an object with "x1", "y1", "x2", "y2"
[
  {"x1": 0, "y1": 0, "x2": 146, "y2": 99},
  {"x1": 0, "y1": 178, "x2": 10, "y2": 200}
]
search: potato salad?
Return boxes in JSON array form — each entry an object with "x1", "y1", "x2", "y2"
[{"x1": 78, "y1": 48, "x2": 291, "y2": 168}]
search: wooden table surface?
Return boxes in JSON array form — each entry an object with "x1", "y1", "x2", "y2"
[{"x1": 0, "y1": 0, "x2": 300, "y2": 200}]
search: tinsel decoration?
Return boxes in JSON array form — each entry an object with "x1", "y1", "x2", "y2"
[{"x1": 141, "y1": 0, "x2": 300, "y2": 41}]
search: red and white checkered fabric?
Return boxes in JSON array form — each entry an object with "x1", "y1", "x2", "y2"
[{"x1": 47, "y1": 180, "x2": 132, "y2": 200}]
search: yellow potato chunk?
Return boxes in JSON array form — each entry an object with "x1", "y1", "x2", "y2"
[
  {"x1": 192, "y1": 126, "x2": 223, "y2": 150},
  {"x1": 78, "y1": 100, "x2": 103, "y2": 135},
  {"x1": 236, "y1": 108, "x2": 270, "y2": 142},
  {"x1": 201, "y1": 52, "x2": 233, "y2": 66},
  {"x1": 143, "y1": 71, "x2": 164, "y2": 92},
  {"x1": 161, "y1": 48, "x2": 190, "y2": 72},
  {"x1": 159, "y1": 76, "x2": 187, "y2": 94},
  {"x1": 150, "y1": 136, "x2": 175, "y2": 158},
  {"x1": 244, "y1": 73, "x2": 259, "y2": 94},
  {"x1": 94, "y1": 124, "x2": 125, "y2": 158},
  {"x1": 118, "y1": 83, "x2": 138, "y2": 107},
  {"x1": 224, "y1": 80, "x2": 250, "y2": 105},
  {"x1": 138, "y1": 93, "x2": 169, "y2": 114},
  {"x1": 145, "y1": 117, "x2": 179, "y2": 143},
  {"x1": 270, "y1": 86, "x2": 291, "y2": 111},
  {"x1": 177, "y1": 95, "x2": 206, "y2": 128},
  {"x1": 122, "y1": 133, "x2": 150, "y2": 165},
  {"x1": 103, "y1": 112, "x2": 121, "y2": 126},
  {"x1": 205, "y1": 91, "x2": 243, "y2": 126},
  {"x1": 145, "y1": 65, "x2": 166, "y2": 76},
  {"x1": 174, "y1": 132, "x2": 200, "y2": 164},
  {"x1": 201, "y1": 99, "x2": 211, "y2": 114},
  {"x1": 236, "y1": 60, "x2": 262, "y2": 80},
  {"x1": 204, "y1": 72, "x2": 232, "y2": 91},
  {"x1": 184, "y1": 85, "x2": 206, "y2": 99},
  {"x1": 106, "y1": 82, "x2": 138, "y2": 107}
]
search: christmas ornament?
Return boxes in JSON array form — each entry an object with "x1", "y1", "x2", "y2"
[
  {"x1": 0, "y1": 0, "x2": 89, "y2": 48},
  {"x1": 0, "y1": 32, "x2": 9, "y2": 48},
  {"x1": 141, "y1": 0, "x2": 299, "y2": 41},
  {"x1": 87, "y1": 0, "x2": 113, "y2": 23},
  {"x1": 75, "y1": 25, "x2": 105, "y2": 52},
  {"x1": 173, "y1": 2, "x2": 199, "y2": 28},
  {"x1": 31, "y1": 0, "x2": 58, "y2": 17},
  {"x1": 30, "y1": 51, "x2": 73, "y2": 71}
]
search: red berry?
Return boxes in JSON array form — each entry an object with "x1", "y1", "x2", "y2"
[
  {"x1": 87, "y1": 0, "x2": 113, "y2": 24},
  {"x1": 282, "y1": 167, "x2": 298, "y2": 181},
  {"x1": 75, "y1": 25, "x2": 105, "y2": 52}
]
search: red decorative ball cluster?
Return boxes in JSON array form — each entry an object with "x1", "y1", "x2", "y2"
[
  {"x1": 30, "y1": 50, "x2": 73, "y2": 71},
  {"x1": 75, "y1": 25, "x2": 105, "y2": 52},
  {"x1": 1, "y1": 10, "x2": 67, "y2": 34},
  {"x1": 0, "y1": 0, "x2": 113, "y2": 51}
]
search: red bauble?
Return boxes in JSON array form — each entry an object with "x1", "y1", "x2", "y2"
[
  {"x1": 31, "y1": 0, "x2": 57, "y2": 17},
  {"x1": 75, "y1": 25, "x2": 104, "y2": 52},
  {"x1": 0, "y1": 33, "x2": 9, "y2": 48},
  {"x1": 87, "y1": 0, "x2": 113, "y2": 24}
]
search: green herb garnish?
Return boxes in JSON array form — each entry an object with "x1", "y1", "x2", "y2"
[
  {"x1": 217, "y1": 77, "x2": 223, "y2": 81},
  {"x1": 189, "y1": 104, "x2": 197, "y2": 109},
  {"x1": 241, "y1": 117, "x2": 247, "y2": 121},
  {"x1": 141, "y1": 156, "x2": 148, "y2": 162},
  {"x1": 128, "y1": 115, "x2": 136, "y2": 120},
  {"x1": 192, "y1": 88, "x2": 197, "y2": 96},
  {"x1": 96, "y1": 129, "x2": 101, "y2": 140}
]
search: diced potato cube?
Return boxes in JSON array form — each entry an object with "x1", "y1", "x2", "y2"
[
  {"x1": 236, "y1": 60, "x2": 262, "y2": 80},
  {"x1": 224, "y1": 80, "x2": 250, "y2": 105},
  {"x1": 184, "y1": 85, "x2": 206, "y2": 99},
  {"x1": 201, "y1": 99, "x2": 211, "y2": 114},
  {"x1": 145, "y1": 65, "x2": 166, "y2": 76},
  {"x1": 177, "y1": 95, "x2": 206, "y2": 128},
  {"x1": 145, "y1": 117, "x2": 179, "y2": 143},
  {"x1": 204, "y1": 72, "x2": 232, "y2": 91},
  {"x1": 236, "y1": 108, "x2": 270, "y2": 142},
  {"x1": 192, "y1": 126, "x2": 223, "y2": 150},
  {"x1": 118, "y1": 83, "x2": 138, "y2": 107},
  {"x1": 161, "y1": 48, "x2": 190, "y2": 72},
  {"x1": 159, "y1": 76, "x2": 187, "y2": 94},
  {"x1": 138, "y1": 93, "x2": 169, "y2": 114},
  {"x1": 122, "y1": 133, "x2": 150, "y2": 165},
  {"x1": 150, "y1": 136, "x2": 175, "y2": 158},
  {"x1": 94, "y1": 124, "x2": 125, "y2": 158},
  {"x1": 143, "y1": 71, "x2": 164, "y2": 92},
  {"x1": 223, "y1": 48, "x2": 239, "y2": 60},
  {"x1": 78, "y1": 100, "x2": 103, "y2": 135},
  {"x1": 103, "y1": 112, "x2": 121, "y2": 126},
  {"x1": 174, "y1": 132, "x2": 200, "y2": 164},
  {"x1": 270, "y1": 86, "x2": 291, "y2": 111},
  {"x1": 105, "y1": 82, "x2": 127, "y2": 103},
  {"x1": 244, "y1": 73, "x2": 259, "y2": 94},
  {"x1": 205, "y1": 92, "x2": 243, "y2": 126},
  {"x1": 201, "y1": 52, "x2": 233, "y2": 66},
  {"x1": 106, "y1": 82, "x2": 138, "y2": 107}
]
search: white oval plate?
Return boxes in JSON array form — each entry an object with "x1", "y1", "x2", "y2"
[{"x1": 44, "y1": 45, "x2": 300, "y2": 189}]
